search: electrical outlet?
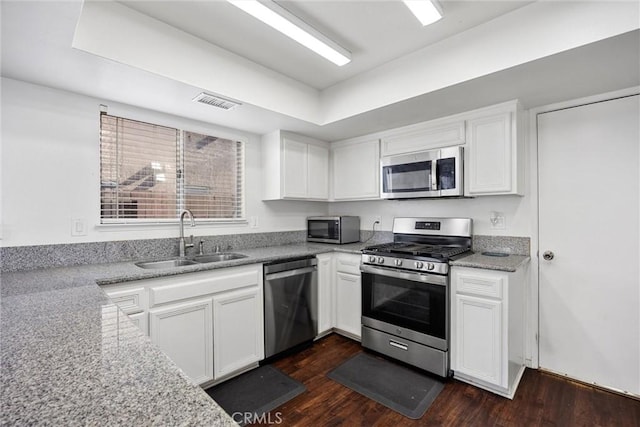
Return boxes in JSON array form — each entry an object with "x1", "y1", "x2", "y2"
[
  {"x1": 373, "y1": 216, "x2": 382, "y2": 225},
  {"x1": 489, "y1": 212, "x2": 506, "y2": 230}
]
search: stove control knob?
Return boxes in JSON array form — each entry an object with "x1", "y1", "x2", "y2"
[
  {"x1": 427, "y1": 263, "x2": 435, "y2": 271},
  {"x1": 368, "y1": 255, "x2": 376, "y2": 263},
  {"x1": 394, "y1": 259, "x2": 403, "y2": 267},
  {"x1": 377, "y1": 257, "x2": 385, "y2": 264},
  {"x1": 414, "y1": 261, "x2": 424, "y2": 269}
]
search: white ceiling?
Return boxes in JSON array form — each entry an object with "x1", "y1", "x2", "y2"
[
  {"x1": 1, "y1": 1, "x2": 639, "y2": 141},
  {"x1": 119, "y1": 0, "x2": 533, "y2": 90}
]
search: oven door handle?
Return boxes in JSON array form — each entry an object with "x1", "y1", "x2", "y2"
[{"x1": 360, "y1": 264, "x2": 447, "y2": 287}]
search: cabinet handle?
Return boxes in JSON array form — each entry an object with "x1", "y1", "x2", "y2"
[{"x1": 389, "y1": 340, "x2": 408, "y2": 351}]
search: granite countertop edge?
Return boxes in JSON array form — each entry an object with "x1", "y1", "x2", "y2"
[{"x1": 450, "y1": 252, "x2": 530, "y2": 272}]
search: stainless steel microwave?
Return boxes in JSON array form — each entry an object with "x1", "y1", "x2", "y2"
[
  {"x1": 381, "y1": 146, "x2": 464, "y2": 199},
  {"x1": 307, "y1": 216, "x2": 360, "y2": 244}
]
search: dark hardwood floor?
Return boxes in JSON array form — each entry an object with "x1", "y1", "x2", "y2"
[{"x1": 252, "y1": 334, "x2": 640, "y2": 426}]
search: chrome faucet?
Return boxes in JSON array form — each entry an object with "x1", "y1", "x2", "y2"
[{"x1": 179, "y1": 209, "x2": 195, "y2": 258}]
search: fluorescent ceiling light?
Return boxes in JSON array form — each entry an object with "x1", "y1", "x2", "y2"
[
  {"x1": 404, "y1": 0, "x2": 443, "y2": 26},
  {"x1": 227, "y1": 0, "x2": 351, "y2": 66}
]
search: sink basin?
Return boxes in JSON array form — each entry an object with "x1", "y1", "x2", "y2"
[
  {"x1": 135, "y1": 258, "x2": 198, "y2": 269},
  {"x1": 193, "y1": 253, "x2": 248, "y2": 263}
]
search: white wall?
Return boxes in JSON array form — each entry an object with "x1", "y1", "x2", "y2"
[
  {"x1": 329, "y1": 194, "x2": 532, "y2": 238},
  {"x1": 0, "y1": 78, "x2": 326, "y2": 247}
]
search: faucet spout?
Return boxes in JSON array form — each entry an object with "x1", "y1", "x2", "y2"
[{"x1": 179, "y1": 209, "x2": 195, "y2": 257}]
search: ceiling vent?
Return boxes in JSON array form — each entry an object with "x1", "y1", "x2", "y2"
[{"x1": 192, "y1": 92, "x2": 241, "y2": 110}]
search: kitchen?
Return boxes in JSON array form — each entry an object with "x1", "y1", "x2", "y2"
[{"x1": 1, "y1": 0, "x2": 639, "y2": 425}]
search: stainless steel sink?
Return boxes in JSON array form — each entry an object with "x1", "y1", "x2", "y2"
[
  {"x1": 134, "y1": 253, "x2": 247, "y2": 269},
  {"x1": 135, "y1": 258, "x2": 198, "y2": 269},
  {"x1": 193, "y1": 253, "x2": 248, "y2": 263}
]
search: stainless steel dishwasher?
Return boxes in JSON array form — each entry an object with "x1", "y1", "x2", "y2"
[{"x1": 264, "y1": 257, "x2": 318, "y2": 359}]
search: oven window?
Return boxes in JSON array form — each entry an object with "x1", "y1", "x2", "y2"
[
  {"x1": 382, "y1": 161, "x2": 432, "y2": 193},
  {"x1": 362, "y1": 272, "x2": 446, "y2": 339}
]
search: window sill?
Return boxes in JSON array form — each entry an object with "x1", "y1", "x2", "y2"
[{"x1": 96, "y1": 219, "x2": 249, "y2": 231}]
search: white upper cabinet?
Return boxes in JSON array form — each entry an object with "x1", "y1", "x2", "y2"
[
  {"x1": 307, "y1": 143, "x2": 330, "y2": 200},
  {"x1": 331, "y1": 138, "x2": 380, "y2": 200},
  {"x1": 380, "y1": 117, "x2": 465, "y2": 156},
  {"x1": 466, "y1": 101, "x2": 524, "y2": 196},
  {"x1": 262, "y1": 130, "x2": 329, "y2": 201}
]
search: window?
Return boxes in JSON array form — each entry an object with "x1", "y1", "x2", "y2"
[{"x1": 100, "y1": 114, "x2": 244, "y2": 223}]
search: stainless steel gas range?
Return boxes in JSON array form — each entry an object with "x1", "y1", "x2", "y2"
[{"x1": 360, "y1": 217, "x2": 472, "y2": 377}]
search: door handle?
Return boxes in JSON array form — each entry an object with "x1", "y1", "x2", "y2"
[{"x1": 542, "y1": 250, "x2": 555, "y2": 261}]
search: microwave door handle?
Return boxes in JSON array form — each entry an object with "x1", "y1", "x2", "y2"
[{"x1": 431, "y1": 158, "x2": 439, "y2": 191}]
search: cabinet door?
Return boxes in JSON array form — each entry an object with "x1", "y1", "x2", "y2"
[
  {"x1": 316, "y1": 253, "x2": 335, "y2": 335},
  {"x1": 282, "y1": 137, "x2": 308, "y2": 198},
  {"x1": 381, "y1": 119, "x2": 465, "y2": 156},
  {"x1": 335, "y1": 272, "x2": 361, "y2": 339},
  {"x1": 467, "y1": 112, "x2": 513, "y2": 194},
  {"x1": 332, "y1": 140, "x2": 379, "y2": 200},
  {"x1": 128, "y1": 311, "x2": 148, "y2": 336},
  {"x1": 454, "y1": 294, "x2": 503, "y2": 387},
  {"x1": 213, "y1": 287, "x2": 264, "y2": 380},
  {"x1": 307, "y1": 143, "x2": 329, "y2": 200},
  {"x1": 149, "y1": 298, "x2": 214, "y2": 385}
]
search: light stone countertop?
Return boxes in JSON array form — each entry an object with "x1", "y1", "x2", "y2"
[
  {"x1": 1, "y1": 239, "x2": 524, "y2": 425},
  {"x1": 450, "y1": 252, "x2": 530, "y2": 272},
  {"x1": 0, "y1": 242, "x2": 364, "y2": 426}
]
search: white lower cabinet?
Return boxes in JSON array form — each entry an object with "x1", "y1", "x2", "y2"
[
  {"x1": 316, "y1": 253, "x2": 335, "y2": 337},
  {"x1": 333, "y1": 253, "x2": 362, "y2": 340},
  {"x1": 454, "y1": 294, "x2": 503, "y2": 386},
  {"x1": 334, "y1": 271, "x2": 361, "y2": 339},
  {"x1": 212, "y1": 286, "x2": 264, "y2": 380},
  {"x1": 315, "y1": 252, "x2": 362, "y2": 340},
  {"x1": 150, "y1": 298, "x2": 214, "y2": 385},
  {"x1": 103, "y1": 264, "x2": 264, "y2": 387},
  {"x1": 451, "y1": 265, "x2": 527, "y2": 399}
]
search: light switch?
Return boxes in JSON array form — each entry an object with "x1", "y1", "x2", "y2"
[
  {"x1": 250, "y1": 216, "x2": 259, "y2": 228},
  {"x1": 71, "y1": 217, "x2": 87, "y2": 236}
]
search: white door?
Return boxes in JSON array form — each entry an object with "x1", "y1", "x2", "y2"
[
  {"x1": 332, "y1": 140, "x2": 379, "y2": 200},
  {"x1": 149, "y1": 298, "x2": 214, "y2": 385},
  {"x1": 335, "y1": 272, "x2": 361, "y2": 338},
  {"x1": 282, "y1": 138, "x2": 308, "y2": 198},
  {"x1": 307, "y1": 143, "x2": 329, "y2": 200},
  {"x1": 537, "y1": 94, "x2": 639, "y2": 395},
  {"x1": 454, "y1": 294, "x2": 503, "y2": 387},
  {"x1": 212, "y1": 286, "x2": 264, "y2": 380}
]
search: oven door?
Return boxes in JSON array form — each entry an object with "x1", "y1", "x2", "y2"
[{"x1": 361, "y1": 264, "x2": 448, "y2": 350}]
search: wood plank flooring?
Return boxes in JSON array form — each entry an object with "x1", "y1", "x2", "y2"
[{"x1": 252, "y1": 334, "x2": 640, "y2": 426}]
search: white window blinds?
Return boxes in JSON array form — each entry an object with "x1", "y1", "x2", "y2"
[{"x1": 100, "y1": 114, "x2": 244, "y2": 223}]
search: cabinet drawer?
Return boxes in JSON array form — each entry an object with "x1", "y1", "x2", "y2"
[
  {"x1": 335, "y1": 254, "x2": 361, "y2": 275},
  {"x1": 455, "y1": 270, "x2": 504, "y2": 299},
  {"x1": 149, "y1": 265, "x2": 261, "y2": 307},
  {"x1": 105, "y1": 287, "x2": 146, "y2": 314}
]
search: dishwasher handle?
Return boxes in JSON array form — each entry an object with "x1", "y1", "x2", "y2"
[{"x1": 265, "y1": 266, "x2": 317, "y2": 281}]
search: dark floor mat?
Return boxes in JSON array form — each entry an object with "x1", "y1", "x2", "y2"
[
  {"x1": 327, "y1": 352, "x2": 444, "y2": 419},
  {"x1": 206, "y1": 365, "x2": 306, "y2": 426}
]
